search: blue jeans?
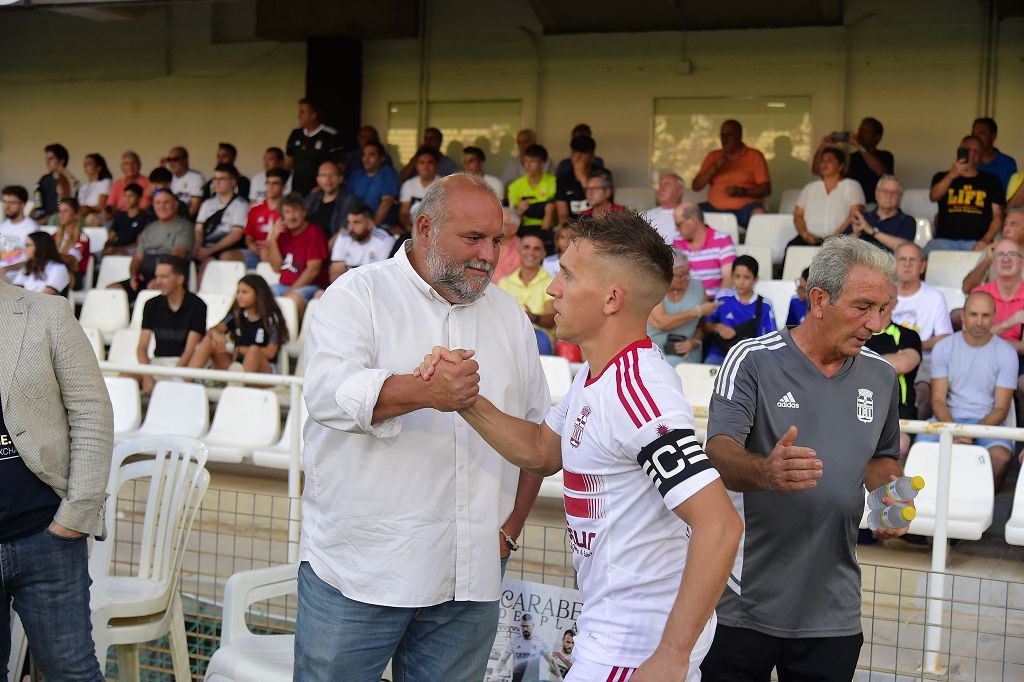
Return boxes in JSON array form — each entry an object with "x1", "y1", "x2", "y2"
[
  {"x1": 0, "y1": 527, "x2": 104, "y2": 681},
  {"x1": 923, "y1": 238, "x2": 977, "y2": 257},
  {"x1": 294, "y1": 562, "x2": 501, "y2": 682},
  {"x1": 242, "y1": 248, "x2": 261, "y2": 269},
  {"x1": 272, "y1": 283, "x2": 319, "y2": 301}
]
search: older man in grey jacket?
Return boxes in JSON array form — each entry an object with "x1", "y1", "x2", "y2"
[{"x1": 0, "y1": 279, "x2": 113, "y2": 681}]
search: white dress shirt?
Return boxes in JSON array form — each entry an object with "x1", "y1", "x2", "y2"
[
  {"x1": 643, "y1": 205, "x2": 679, "y2": 244},
  {"x1": 301, "y1": 243, "x2": 550, "y2": 607},
  {"x1": 796, "y1": 178, "x2": 866, "y2": 237}
]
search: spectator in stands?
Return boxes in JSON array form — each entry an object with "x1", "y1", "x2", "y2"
[
  {"x1": 846, "y1": 174, "x2": 916, "y2": 252},
  {"x1": 328, "y1": 204, "x2": 395, "y2": 283},
  {"x1": 163, "y1": 146, "x2": 204, "y2": 219},
  {"x1": 1, "y1": 185, "x2": 39, "y2": 275},
  {"x1": 921, "y1": 291, "x2": 1016, "y2": 490},
  {"x1": 52, "y1": 199, "x2": 89, "y2": 290},
  {"x1": 201, "y1": 143, "x2": 250, "y2": 200},
  {"x1": 248, "y1": 146, "x2": 289, "y2": 204},
  {"x1": 144, "y1": 166, "x2": 189, "y2": 219},
  {"x1": 643, "y1": 173, "x2": 686, "y2": 244},
  {"x1": 137, "y1": 256, "x2": 207, "y2": 396},
  {"x1": 194, "y1": 164, "x2": 249, "y2": 280},
  {"x1": 973, "y1": 117, "x2": 1018, "y2": 190},
  {"x1": 492, "y1": 208, "x2": 521, "y2": 283},
  {"x1": 77, "y1": 153, "x2": 112, "y2": 226},
  {"x1": 926, "y1": 135, "x2": 1005, "y2": 254},
  {"x1": 34, "y1": 143, "x2": 76, "y2": 222},
  {"x1": 113, "y1": 189, "x2": 194, "y2": 301},
  {"x1": 399, "y1": 147, "x2": 440, "y2": 234},
  {"x1": 555, "y1": 135, "x2": 598, "y2": 223},
  {"x1": 648, "y1": 250, "x2": 717, "y2": 366},
  {"x1": 104, "y1": 183, "x2": 146, "y2": 256},
  {"x1": 501, "y1": 128, "x2": 555, "y2": 189},
  {"x1": 692, "y1": 119, "x2": 771, "y2": 228},
  {"x1": 188, "y1": 274, "x2": 289, "y2": 374},
  {"x1": 554, "y1": 123, "x2": 605, "y2": 177},
  {"x1": 499, "y1": 232, "x2": 556, "y2": 341},
  {"x1": 348, "y1": 141, "x2": 399, "y2": 228},
  {"x1": 106, "y1": 150, "x2": 149, "y2": 214},
  {"x1": 791, "y1": 147, "x2": 865, "y2": 246},
  {"x1": 812, "y1": 117, "x2": 894, "y2": 204},
  {"x1": 285, "y1": 98, "x2": 343, "y2": 196},
  {"x1": 304, "y1": 160, "x2": 358, "y2": 241},
  {"x1": 342, "y1": 125, "x2": 389, "y2": 180},
  {"x1": 866, "y1": 286, "x2": 921, "y2": 460},
  {"x1": 973, "y1": 238, "x2": 1024, "y2": 349},
  {"x1": 580, "y1": 168, "x2": 624, "y2": 219},
  {"x1": 268, "y1": 192, "x2": 328, "y2": 316},
  {"x1": 542, "y1": 222, "x2": 571, "y2": 277},
  {"x1": 891, "y1": 242, "x2": 953, "y2": 418},
  {"x1": 399, "y1": 127, "x2": 458, "y2": 181},
  {"x1": 11, "y1": 232, "x2": 70, "y2": 295},
  {"x1": 786, "y1": 267, "x2": 809, "y2": 326},
  {"x1": 462, "y1": 146, "x2": 503, "y2": 198},
  {"x1": 703, "y1": 255, "x2": 777, "y2": 365},
  {"x1": 672, "y1": 202, "x2": 736, "y2": 299},
  {"x1": 507, "y1": 144, "x2": 556, "y2": 234},
  {"x1": 244, "y1": 167, "x2": 288, "y2": 267},
  {"x1": 962, "y1": 207, "x2": 1024, "y2": 292}
]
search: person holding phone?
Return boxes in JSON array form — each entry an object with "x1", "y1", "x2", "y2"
[
  {"x1": 925, "y1": 135, "x2": 1005, "y2": 256},
  {"x1": 648, "y1": 250, "x2": 720, "y2": 366},
  {"x1": 811, "y1": 118, "x2": 894, "y2": 204}
]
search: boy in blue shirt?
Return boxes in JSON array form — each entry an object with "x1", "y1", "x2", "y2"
[{"x1": 704, "y1": 255, "x2": 777, "y2": 364}]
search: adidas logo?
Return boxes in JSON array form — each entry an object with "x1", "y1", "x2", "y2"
[{"x1": 776, "y1": 392, "x2": 800, "y2": 408}]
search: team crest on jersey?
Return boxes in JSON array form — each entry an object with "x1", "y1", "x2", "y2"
[
  {"x1": 569, "y1": 406, "x2": 592, "y2": 448},
  {"x1": 857, "y1": 388, "x2": 874, "y2": 423}
]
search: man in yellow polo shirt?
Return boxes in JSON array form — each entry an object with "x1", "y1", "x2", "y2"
[{"x1": 499, "y1": 232, "x2": 556, "y2": 343}]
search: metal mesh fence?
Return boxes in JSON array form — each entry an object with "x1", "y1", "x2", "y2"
[{"x1": 95, "y1": 485, "x2": 1024, "y2": 681}]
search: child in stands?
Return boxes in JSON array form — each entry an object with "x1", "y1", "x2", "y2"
[{"x1": 703, "y1": 254, "x2": 777, "y2": 365}]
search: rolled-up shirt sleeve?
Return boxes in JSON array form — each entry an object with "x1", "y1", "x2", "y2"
[{"x1": 303, "y1": 278, "x2": 400, "y2": 438}]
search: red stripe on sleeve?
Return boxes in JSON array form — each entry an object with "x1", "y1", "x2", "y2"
[
  {"x1": 614, "y1": 364, "x2": 642, "y2": 427},
  {"x1": 631, "y1": 349, "x2": 661, "y2": 418},
  {"x1": 620, "y1": 355, "x2": 652, "y2": 423}
]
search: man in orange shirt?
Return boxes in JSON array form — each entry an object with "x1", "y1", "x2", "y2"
[{"x1": 691, "y1": 120, "x2": 771, "y2": 228}]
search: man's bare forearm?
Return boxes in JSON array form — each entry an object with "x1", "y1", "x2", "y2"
[
  {"x1": 704, "y1": 435, "x2": 767, "y2": 492},
  {"x1": 962, "y1": 257, "x2": 992, "y2": 293},
  {"x1": 371, "y1": 374, "x2": 431, "y2": 423},
  {"x1": 460, "y1": 397, "x2": 560, "y2": 475}
]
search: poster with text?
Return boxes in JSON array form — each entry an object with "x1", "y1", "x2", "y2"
[{"x1": 486, "y1": 578, "x2": 582, "y2": 682}]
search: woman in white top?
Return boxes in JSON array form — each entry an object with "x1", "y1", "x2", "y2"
[
  {"x1": 78, "y1": 153, "x2": 113, "y2": 226},
  {"x1": 790, "y1": 147, "x2": 865, "y2": 246},
  {"x1": 12, "y1": 231, "x2": 71, "y2": 294}
]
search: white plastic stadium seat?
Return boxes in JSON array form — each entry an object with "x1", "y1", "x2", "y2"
[
  {"x1": 123, "y1": 381, "x2": 209, "y2": 440},
  {"x1": 287, "y1": 298, "x2": 318, "y2": 358},
  {"x1": 933, "y1": 286, "x2": 966, "y2": 313},
  {"x1": 82, "y1": 326, "x2": 104, "y2": 361},
  {"x1": 1006, "y1": 466, "x2": 1024, "y2": 545},
  {"x1": 540, "y1": 355, "x2": 573, "y2": 405},
  {"x1": 674, "y1": 363, "x2": 719, "y2": 411},
  {"x1": 704, "y1": 212, "x2": 740, "y2": 245},
  {"x1": 104, "y1": 377, "x2": 142, "y2": 436},
  {"x1": 275, "y1": 296, "x2": 299, "y2": 342},
  {"x1": 199, "y1": 293, "x2": 233, "y2": 330},
  {"x1": 901, "y1": 189, "x2": 938, "y2": 224},
  {"x1": 104, "y1": 328, "x2": 155, "y2": 372},
  {"x1": 754, "y1": 279, "x2": 797, "y2": 328},
  {"x1": 204, "y1": 563, "x2": 299, "y2": 682},
  {"x1": 252, "y1": 399, "x2": 308, "y2": 470},
  {"x1": 256, "y1": 261, "x2": 280, "y2": 287},
  {"x1": 200, "y1": 260, "x2": 246, "y2": 296},
  {"x1": 914, "y1": 218, "x2": 933, "y2": 248},
  {"x1": 204, "y1": 387, "x2": 281, "y2": 463},
  {"x1": 782, "y1": 245, "x2": 819, "y2": 282},
  {"x1": 777, "y1": 189, "x2": 801, "y2": 215},
  {"x1": 745, "y1": 214, "x2": 796, "y2": 265},
  {"x1": 904, "y1": 442, "x2": 994, "y2": 540},
  {"x1": 924, "y1": 250, "x2": 983, "y2": 289},
  {"x1": 84, "y1": 227, "x2": 107, "y2": 257},
  {"x1": 734, "y1": 245, "x2": 772, "y2": 282},
  {"x1": 129, "y1": 290, "x2": 162, "y2": 331},
  {"x1": 79, "y1": 289, "x2": 129, "y2": 342},
  {"x1": 71, "y1": 252, "x2": 95, "y2": 306},
  {"x1": 94, "y1": 254, "x2": 132, "y2": 290}
]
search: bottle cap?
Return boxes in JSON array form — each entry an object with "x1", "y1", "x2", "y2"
[
  {"x1": 910, "y1": 476, "x2": 925, "y2": 491},
  {"x1": 900, "y1": 506, "x2": 916, "y2": 522}
]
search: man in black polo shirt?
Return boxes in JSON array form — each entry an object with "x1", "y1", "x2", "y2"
[
  {"x1": 555, "y1": 135, "x2": 599, "y2": 224},
  {"x1": 285, "y1": 98, "x2": 343, "y2": 196},
  {"x1": 137, "y1": 256, "x2": 207, "y2": 396}
]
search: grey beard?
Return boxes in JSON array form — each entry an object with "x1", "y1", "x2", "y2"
[{"x1": 425, "y1": 230, "x2": 493, "y2": 304}]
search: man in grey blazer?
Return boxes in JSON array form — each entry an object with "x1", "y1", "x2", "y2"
[{"x1": 0, "y1": 279, "x2": 113, "y2": 681}]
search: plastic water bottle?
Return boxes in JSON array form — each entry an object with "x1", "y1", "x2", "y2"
[
  {"x1": 866, "y1": 476, "x2": 924, "y2": 510},
  {"x1": 867, "y1": 504, "x2": 916, "y2": 531}
]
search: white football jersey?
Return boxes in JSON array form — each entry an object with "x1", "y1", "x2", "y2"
[
  {"x1": 545, "y1": 339, "x2": 720, "y2": 668},
  {"x1": 330, "y1": 227, "x2": 396, "y2": 269}
]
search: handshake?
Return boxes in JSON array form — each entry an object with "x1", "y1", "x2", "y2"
[{"x1": 412, "y1": 346, "x2": 481, "y2": 412}]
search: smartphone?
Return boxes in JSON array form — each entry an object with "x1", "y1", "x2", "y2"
[
  {"x1": 956, "y1": 146, "x2": 969, "y2": 162},
  {"x1": 832, "y1": 132, "x2": 850, "y2": 143}
]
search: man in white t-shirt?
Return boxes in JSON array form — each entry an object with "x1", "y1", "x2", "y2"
[
  {"x1": 327, "y1": 204, "x2": 396, "y2": 283},
  {"x1": 643, "y1": 173, "x2": 686, "y2": 244},
  {"x1": 248, "y1": 146, "x2": 291, "y2": 204},
  {"x1": 461, "y1": 146, "x2": 504, "y2": 199},
  {"x1": 398, "y1": 146, "x2": 439, "y2": 234},
  {"x1": 891, "y1": 242, "x2": 953, "y2": 418},
  {"x1": 1, "y1": 185, "x2": 40, "y2": 276},
  {"x1": 164, "y1": 146, "x2": 205, "y2": 219},
  {"x1": 496, "y1": 613, "x2": 562, "y2": 681},
  {"x1": 193, "y1": 164, "x2": 250, "y2": 279},
  {"x1": 418, "y1": 212, "x2": 742, "y2": 681}
]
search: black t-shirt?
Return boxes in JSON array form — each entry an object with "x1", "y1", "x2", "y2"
[
  {"x1": 0, "y1": 397, "x2": 61, "y2": 542},
  {"x1": 141, "y1": 293, "x2": 208, "y2": 357},
  {"x1": 930, "y1": 170, "x2": 1006, "y2": 241},
  {"x1": 35, "y1": 173, "x2": 59, "y2": 217},
  {"x1": 308, "y1": 199, "x2": 336, "y2": 238},
  {"x1": 286, "y1": 126, "x2": 344, "y2": 196},
  {"x1": 555, "y1": 172, "x2": 588, "y2": 219},
  {"x1": 222, "y1": 310, "x2": 280, "y2": 359},
  {"x1": 110, "y1": 210, "x2": 148, "y2": 247},
  {"x1": 847, "y1": 150, "x2": 894, "y2": 204},
  {"x1": 865, "y1": 323, "x2": 921, "y2": 419}
]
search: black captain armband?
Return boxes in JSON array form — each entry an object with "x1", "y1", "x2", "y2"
[{"x1": 636, "y1": 428, "x2": 714, "y2": 498}]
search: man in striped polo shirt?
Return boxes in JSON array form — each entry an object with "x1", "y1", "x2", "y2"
[{"x1": 672, "y1": 202, "x2": 735, "y2": 300}]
